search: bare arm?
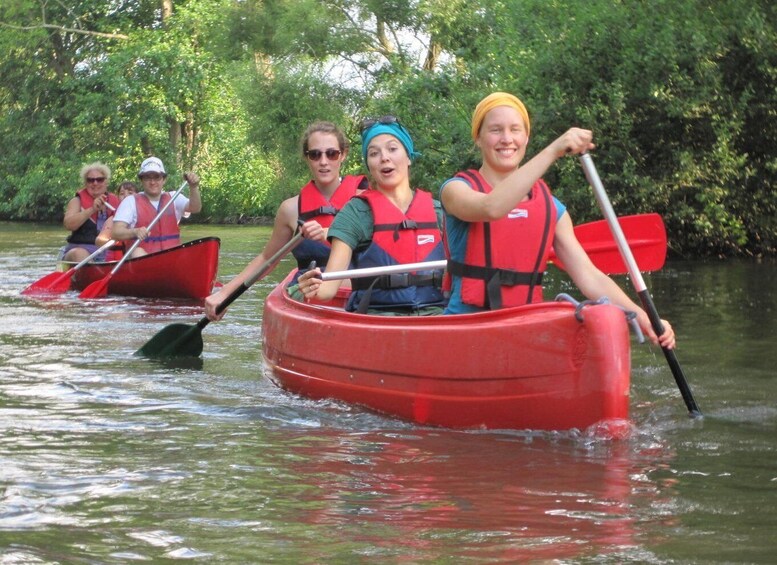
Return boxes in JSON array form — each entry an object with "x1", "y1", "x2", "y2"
[
  {"x1": 63, "y1": 194, "x2": 108, "y2": 231},
  {"x1": 111, "y1": 220, "x2": 146, "y2": 241},
  {"x1": 183, "y1": 172, "x2": 202, "y2": 214},
  {"x1": 95, "y1": 218, "x2": 114, "y2": 246},
  {"x1": 204, "y1": 197, "x2": 299, "y2": 320},
  {"x1": 553, "y1": 213, "x2": 675, "y2": 349},
  {"x1": 442, "y1": 128, "x2": 594, "y2": 222}
]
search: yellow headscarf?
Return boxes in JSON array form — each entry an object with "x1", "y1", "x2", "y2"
[{"x1": 471, "y1": 92, "x2": 531, "y2": 141}]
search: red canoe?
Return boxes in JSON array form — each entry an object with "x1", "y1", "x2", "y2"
[
  {"x1": 60, "y1": 237, "x2": 220, "y2": 299},
  {"x1": 262, "y1": 271, "x2": 632, "y2": 433}
]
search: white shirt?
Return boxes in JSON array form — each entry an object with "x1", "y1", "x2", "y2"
[{"x1": 114, "y1": 191, "x2": 190, "y2": 228}]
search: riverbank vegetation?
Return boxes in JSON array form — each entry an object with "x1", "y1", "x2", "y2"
[{"x1": 1, "y1": 0, "x2": 774, "y2": 256}]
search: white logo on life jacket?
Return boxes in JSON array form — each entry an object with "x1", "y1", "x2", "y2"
[
  {"x1": 508, "y1": 208, "x2": 528, "y2": 219},
  {"x1": 417, "y1": 234, "x2": 436, "y2": 245}
]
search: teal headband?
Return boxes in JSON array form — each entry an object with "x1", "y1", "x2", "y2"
[{"x1": 361, "y1": 122, "x2": 420, "y2": 164}]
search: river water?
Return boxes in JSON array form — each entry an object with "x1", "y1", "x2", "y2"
[{"x1": 1, "y1": 221, "x2": 775, "y2": 563}]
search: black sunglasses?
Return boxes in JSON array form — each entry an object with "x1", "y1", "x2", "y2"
[
  {"x1": 304, "y1": 148, "x2": 343, "y2": 161},
  {"x1": 360, "y1": 115, "x2": 401, "y2": 132},
  {"x1": 86, "y1": 177, "x2": 106, "y2": 183}
]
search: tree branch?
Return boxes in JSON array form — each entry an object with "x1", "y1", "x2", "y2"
[{"x1": 0, "y1": 21, "x2": 129, "y2": 40}]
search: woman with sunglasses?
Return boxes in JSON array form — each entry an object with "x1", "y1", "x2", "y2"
[
  {"x1": 204, "y1": 121, "x2": 367, "y2": 321},
  {"x1": 61, "y1": 161, "x2": 121, "y2": 262},
  {"x1": 297, "y1": 117, "x2": 447, "y2": 315},
  {"x1": 440, "y1": 92, "x2": 674, "y2": 348}
]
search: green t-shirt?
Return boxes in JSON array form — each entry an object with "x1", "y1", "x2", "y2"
[{"x1": 327, "y1": 191, "x2": 444, "y2": 252}]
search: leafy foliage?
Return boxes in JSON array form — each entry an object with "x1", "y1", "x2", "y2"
[{"x1": 0, "y1": 0, "x2": 774, "y2": 255}]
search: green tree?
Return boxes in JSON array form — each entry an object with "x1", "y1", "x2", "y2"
[{"x1": 1, "y1": 0, "x2": 774, "y2": 256}]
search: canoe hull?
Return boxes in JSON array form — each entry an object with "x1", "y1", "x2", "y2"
[
  {"x1": 262, "y1": 273, "x2": 631, "y2": 432},
  {"x1": 63, "y1": 237, "x2": 220, "y2": 299}
]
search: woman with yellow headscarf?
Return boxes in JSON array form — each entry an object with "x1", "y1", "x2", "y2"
[{"x1": 440, "y1": 92, "x2": 676, "y2": 349}]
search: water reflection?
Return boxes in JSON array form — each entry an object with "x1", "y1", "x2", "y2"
[{"x1": 257, "y1": 428, "x2": 677, "y2": 561}]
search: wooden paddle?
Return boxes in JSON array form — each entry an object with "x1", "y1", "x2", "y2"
[
  {"x1": 579, "y1": 153, "x2": 701, "y2": 417},
  {"x1": 135, "y1": 231, "x2": 304, "y2": 358},
  {"x1": 78, "y1": 181, "x2": 188, "y2": 299},
  {"x1": 21, "y1": 239, "x2": 117, "y2": 295}
]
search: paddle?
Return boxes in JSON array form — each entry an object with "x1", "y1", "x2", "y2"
[
  {"x1": 21, "y1": 239, "x2": 117, "y2": 295},
  {"x1": 579, "y1": 153, "x2": 701, "y2": 417},
  {"x1": 78, "y1": 180, "x2": 188, "y2": 299},
  {"x1": 551, "y1": 213, "x2": 666, "y2": 273},
  {"x1": 318, "y1": 213, "x2": 667, "y2": 283},
  {"x1": 135, "y1": 231, "x2": 304, "y2": 358}
]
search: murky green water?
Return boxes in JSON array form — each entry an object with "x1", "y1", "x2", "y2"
[{"x1": 1, "y1": 221, "x2": 775, "y2": 563}]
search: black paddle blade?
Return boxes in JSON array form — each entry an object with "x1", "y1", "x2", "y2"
[{"x1": 135, "y1": 323, "x2": 204, "y2": 358}]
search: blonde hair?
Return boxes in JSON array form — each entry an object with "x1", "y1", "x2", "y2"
[{"x1": 79, "y1": 162, "x2": 111, "y2": 184}]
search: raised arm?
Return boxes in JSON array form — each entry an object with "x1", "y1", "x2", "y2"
[{"x1": 442, "y1": 128, "x2": 594, "y2": 222}]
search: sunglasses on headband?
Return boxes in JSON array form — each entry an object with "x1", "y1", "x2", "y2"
[
  {"x1": 304, "y1": 148, "x2": 343, "y2": 161},
  {"x1": 360, "y1": 115, "x2": 402, "y2": 132}
]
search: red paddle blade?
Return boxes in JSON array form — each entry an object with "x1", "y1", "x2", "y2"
[
  {"x1": 552, "y1": 213, "x2": 667, "y2": 274},
  {"x1": 78, "y1": 275, "x2": 111, "y2": 299},
  {"x1": 21, "y1": 269, "x2": 74, "y2": 295}
]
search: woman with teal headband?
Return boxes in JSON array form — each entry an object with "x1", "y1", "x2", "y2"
[{"x1": 297, "y1": 116, "x2": 447, "y2": 314}]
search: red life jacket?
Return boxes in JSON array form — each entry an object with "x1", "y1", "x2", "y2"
[
  {"x1": 293, "y1": 175, "x2": 367, "y2": 270},
  {"x1": 347, "y1": 189, "x2": 446, "y2": 313},
  {"x1": 66, "y1": 189, "x2": 120, "y2": 245},
  {"x1": 449, "y1": 169, "x2": 557, "y2": 309},
  {"x1": 134, "y1": 192, "x2": 181, "y2": 253},
  {"x1": 296, "y1": 174, "x2": 366, "y2": 227}
]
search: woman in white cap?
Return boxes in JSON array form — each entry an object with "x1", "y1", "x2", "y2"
[
  {"x1": 111, "y1": 157, "x2": 201, "y2": 258},
  {"x1": 61, "y1": 161, "x2": 120, "y2": 262}
]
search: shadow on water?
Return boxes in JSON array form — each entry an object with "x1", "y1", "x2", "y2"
[{"x1": 1, "y1": 223, "x2": 776, "y2": 563}]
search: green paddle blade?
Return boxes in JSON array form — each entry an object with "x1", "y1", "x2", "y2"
[{"x1": 135, "y1": 323, "x2": 204, "y2": 358}]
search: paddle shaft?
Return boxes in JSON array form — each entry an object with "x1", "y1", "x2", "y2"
[
  {"x1": 136, "y1": 230, "x2": 305, "y2": 358},
  {"x1": 196, "y1": 231, "x2": 307, "y2": 332},
  {"x1": 186, "y1": 228, "x2": 302, "y2": 330},
  {"x1": 217, "y1": 231, "x2": 305, "y2": 315},
  {"x1": 579, "y1": 153, "x2": 701, "y2": 416},
  {"x1": 322, "y1": 260, "x2": 447, "y2": 281},
  {"x1": 71, "y1": 239, "x2": 116, "y2": 270},
  {"x1": 109, "y1": 180, "x2": 189, "y2": 276}
]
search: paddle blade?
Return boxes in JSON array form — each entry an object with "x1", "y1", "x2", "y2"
[
  {"x1": 135, "y1": 323, "x2": 204, "y2": 358},
  {"x1": 21, "y1": 269, "x2": 74, "y2": 295},
  {"x1": 554, "y1": 213, "x2": 667, "y2": 274},
  {"x1": 78, "y1": 276, "x2": 111, "y2": 299}
]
